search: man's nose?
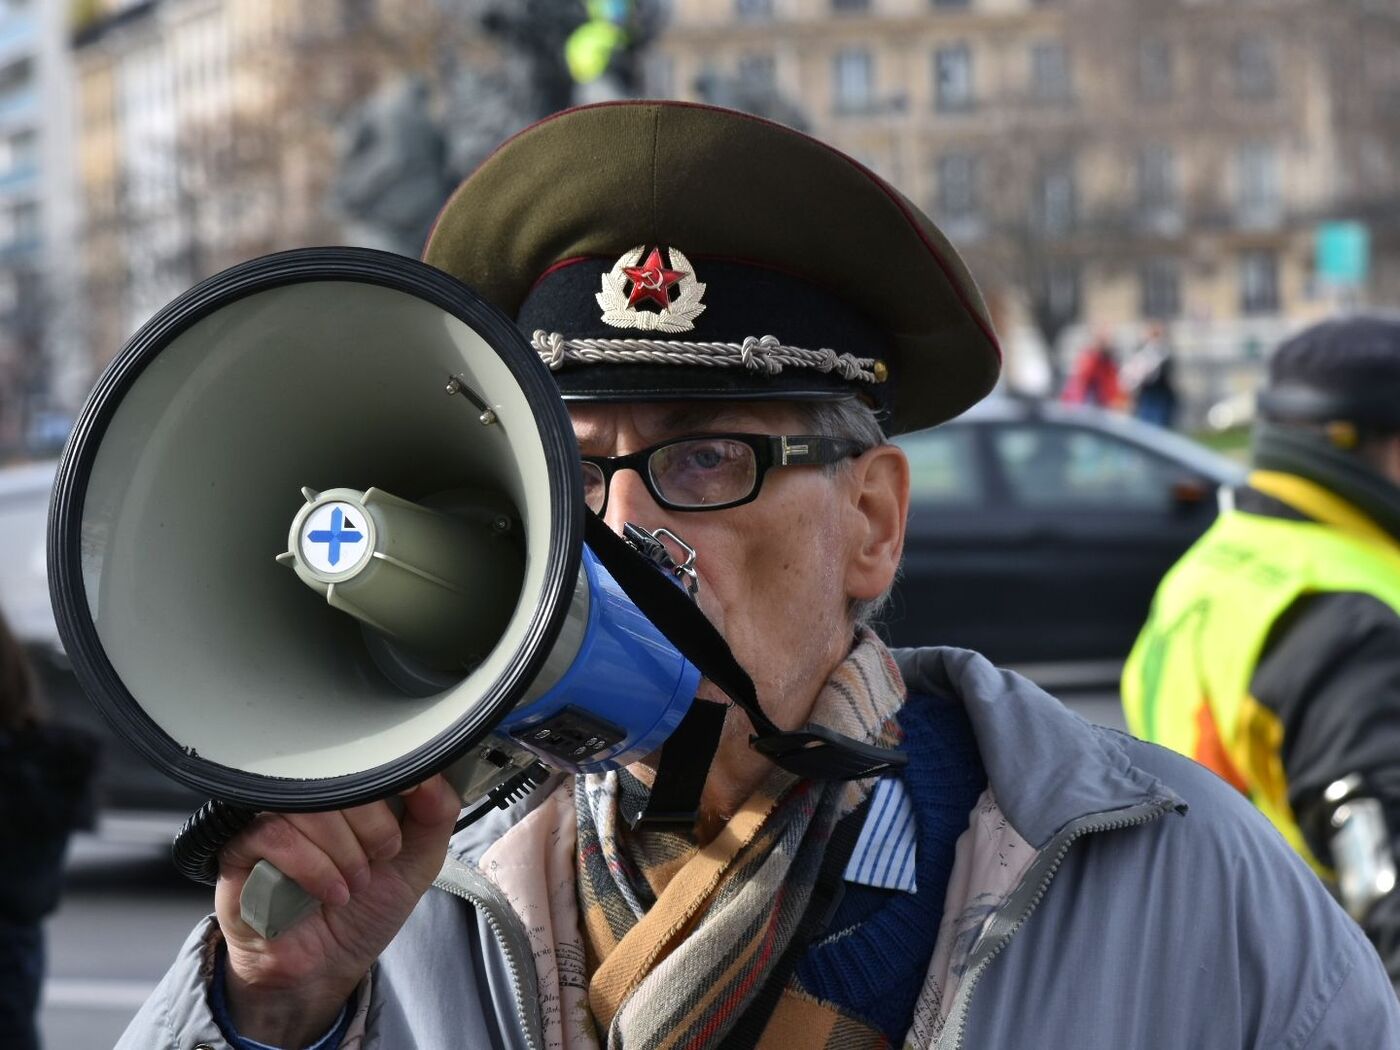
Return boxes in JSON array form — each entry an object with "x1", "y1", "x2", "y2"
[{"x1": 603, "y1": 468, "x2": 663, "y2": 536}]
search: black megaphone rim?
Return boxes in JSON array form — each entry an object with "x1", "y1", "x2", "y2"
[{"x1": 48, "y1": 247, "x2": 584, "y2": 811}]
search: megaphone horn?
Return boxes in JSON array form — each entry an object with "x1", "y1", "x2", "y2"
[{"x1": 49, "y1": 248, "x2": 705, "y2": 934}]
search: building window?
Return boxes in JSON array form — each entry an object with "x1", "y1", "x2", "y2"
[
  {"x1": 0, "y1": 201, "x2": 37, "y2": 248},
  {"x1": 1038, "y1": 259, "x2": 1081, "y2": 330},
  {"x1": 735, "y1": 0, "x2": 772, "y2": 19},
  {"x1": 933, "y1": 44, "x2": 973, "y2": 111},
  {"x1": 932, "y1": 0, "x2": 971, "y2": 7},
  {"x1": 0, "y1": 57, "x2": 31, "y2": 95},
  {"x1": 737, "y1": 53, "x2": 775, "y2": 94},
  {"x1": 833, "y1": 0, "x2": 870, "y2": 10},
  {"x1": 936, "y1": 152, "x2": 978, "y2": 222},
  {"x1": 1035, "y1": 157, "x2": 1076, "y2": 234},
  {"x1": 0, "y1": 129, "x2": 34, "y2": 171},
  {"x1": 1240, "y1": 250, "x2": 1280, "y2": 315},
  {"x1": 1138, "y1": 37, "x2": 1172, "y2": 101},
  {"x1": 1030, "y1": 40, "x2": 1072, "y2": 102},
  {"x1": 1140, "y1": 257, "x2": 1181, "y2": 319},
  {"x1": 1236, "y1": 142, "x2": 1279, "y2": 227},
  {"x1": 1234, "y1": 36, "x2": 1276, "y2": 100},
  {"x1": 833, "y1": 48, "x2": 874, "y2": 113},
  {"x1": 1136, "y1": 144, "x2": 1176, "y2": 222},
  {"x1": 0, "y1": 273, "x2": 17, "y2": 316}
]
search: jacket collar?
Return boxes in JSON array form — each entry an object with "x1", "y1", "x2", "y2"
[
  {"x1": 893, "y1": 646, "x2": 1185, "y2": 849},
  {"x1": 1252, "y1": 421, "x2": 1400, "y2": 545}
]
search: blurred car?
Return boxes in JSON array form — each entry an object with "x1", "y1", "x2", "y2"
[
  {"x1": 0, "y1": 459, "x2": 201, "y2": 814},
  {"x1": 883, "y1": 397, "x2": 1247, "y2": 681}
]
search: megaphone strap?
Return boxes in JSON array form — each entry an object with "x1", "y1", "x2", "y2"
[
  {"x1": 582, "y1": 512, "x2": 906, "y2": 782},
  {"x1": 626, "y1": 699, "x2": 728, "y2": 829}
]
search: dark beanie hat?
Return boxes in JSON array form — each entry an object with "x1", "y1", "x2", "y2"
[{"x1": 1260, "y1": 313, "x2": 1400, "y2": 431}]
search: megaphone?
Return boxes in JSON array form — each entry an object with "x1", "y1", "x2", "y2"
[
  {"x1": 52, "y1": 246, "x2": 905, "y2": 938},
  {"x1": 48, "y1": 248, "x2": 707, "y2": 934}
]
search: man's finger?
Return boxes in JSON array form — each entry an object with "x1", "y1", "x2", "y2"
[
  {"x1": 395, "y1": 775, "x2": 462, "y2": 867},
  {"x1": 341, "y1": 799, "x2": 405, "y2": 864},
  {"x1": 280, "y1": 811, "x2": 374, "y2": 896},
  {"x1": 219, "y1": 814, "x2": 351, "y2": 908}
]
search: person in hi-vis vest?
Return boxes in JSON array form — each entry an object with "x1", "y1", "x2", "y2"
[{"x1": 1124, "y1": 313, "x2": 1400, "y2": 988}]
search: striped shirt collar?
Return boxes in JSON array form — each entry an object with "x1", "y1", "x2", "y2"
[{"x1": 844, "y1": 776, "x2": 918, "y2": 893}]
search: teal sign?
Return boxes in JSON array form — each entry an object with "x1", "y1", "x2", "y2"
[{"x1": 1315, "y1": 221, "x2": 1369, "y2": 286}]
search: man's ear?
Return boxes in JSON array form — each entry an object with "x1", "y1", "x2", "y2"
[{"x1": 843, "y1": 444, "x2": 910, "y2": 604}]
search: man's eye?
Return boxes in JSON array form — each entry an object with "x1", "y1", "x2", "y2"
[{"x1": 684, "y1": 444, "x2": 728, "y2": 470}]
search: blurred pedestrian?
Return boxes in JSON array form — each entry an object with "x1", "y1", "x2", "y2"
[
  {"x1": 0, "y1": 613, "x2": 97, "y2": 1050},
  {"x1": 1122, "y1": 323, "x2": 1178, "y2": 428},
  {"x1": 1060, "y1": 329, "x2": 1122, "y2": 408},
  {"x1": 1124, "y1": 313, "x2": 1400, "y2": 988}
]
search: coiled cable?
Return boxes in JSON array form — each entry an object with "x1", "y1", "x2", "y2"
[
  {"x1": 172, "y1": 799, "x2": 259, "y2": 886},
  {"x1": 170, "y1": 762, "x2": 551, "y2": 886}
]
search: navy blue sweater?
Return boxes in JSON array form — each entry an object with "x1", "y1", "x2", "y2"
[{"x1": 794, "y1": 690, "x2": 987, "y2": 1043}]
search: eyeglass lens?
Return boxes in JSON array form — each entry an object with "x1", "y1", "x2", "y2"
[
  {"x1": 581, "y1": 437, "x2": 760, "y2": 513},
  {"x1": 650, "y1": 437, "x2": 758, "y2": 508},
  {"x1": 581, "y1": 461, "x2": 607, "y2": 513}
]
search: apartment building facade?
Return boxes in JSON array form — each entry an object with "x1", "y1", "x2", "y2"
[
  {"x1": 71, "y1": 0, "x2": 350, "y2": 373},
  {"x1": 0, "y1": 0, "x2": 85, "y2": 453},
  {"x1": 650, "y1": 0, "x2": 1400, "y2": 401}
]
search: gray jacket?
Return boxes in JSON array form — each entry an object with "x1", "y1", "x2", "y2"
[{"x1": 118, "y1": 648, "x2": 1400, "y2": 1049}]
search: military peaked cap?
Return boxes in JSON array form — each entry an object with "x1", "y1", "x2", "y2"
[{"x1": 423, "y1": 101, "x2": 1001, "y2": 435}]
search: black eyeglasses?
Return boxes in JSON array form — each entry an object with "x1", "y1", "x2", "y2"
[{"x1": 580, "y1": 433, "x2": 866, "y2": 515}]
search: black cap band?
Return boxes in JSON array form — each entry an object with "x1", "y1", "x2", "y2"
[{"x1": 517, "y1": 254, "x2": 895, "y2": 420}]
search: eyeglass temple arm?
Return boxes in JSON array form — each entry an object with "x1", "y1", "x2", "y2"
[{"x1": 776, "y1": 435, "x2": 865, "y2": 465}]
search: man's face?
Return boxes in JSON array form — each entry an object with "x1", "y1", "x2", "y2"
[{"x1": 570, "y1": 399, "x2": 909, "y2": 812}]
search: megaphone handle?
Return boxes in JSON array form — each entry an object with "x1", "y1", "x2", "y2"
[
  {"x1": 239, "y1": 796, "x2": 408, "y2": 940},
  {"x1": 236, "y1": 754, "x2": 548, "y2": 939}
]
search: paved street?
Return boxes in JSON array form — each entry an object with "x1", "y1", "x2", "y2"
[{"x1": 40, "y1": 814, "x2": 211, "y2": 1048}]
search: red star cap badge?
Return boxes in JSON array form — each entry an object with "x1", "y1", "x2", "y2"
[{"x1": 622, "y1": 248, "x2": 687, "y2": 310}]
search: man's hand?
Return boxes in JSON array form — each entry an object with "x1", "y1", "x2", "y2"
[{"x1": 215, "y1": 775, "x2": 461, "y2": 1046}]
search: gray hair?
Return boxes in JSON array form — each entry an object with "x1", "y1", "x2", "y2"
[{"x1": 793, "y1": 398, "x2": 899, "y2": 630}]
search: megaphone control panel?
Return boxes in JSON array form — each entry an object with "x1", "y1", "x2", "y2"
[{"x1": 510, "y1": 706, "x2": 627, "y2": 764}]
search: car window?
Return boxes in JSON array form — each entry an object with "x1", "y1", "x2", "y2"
[
  {"x1": 898, "y1": 425, "x2": 983, "y2": 507},
  {"x1": 992, "y1": 424, "x2": 1177, "y2": 510}
]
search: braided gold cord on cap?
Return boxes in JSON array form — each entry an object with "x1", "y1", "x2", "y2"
[{"x1": 530, "y1": 331, "x2": 885, "y2": 385}]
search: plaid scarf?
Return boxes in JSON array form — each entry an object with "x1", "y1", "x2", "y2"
[{"x1": 575, "y1": 629, "x2": 906, "y2": 1050}]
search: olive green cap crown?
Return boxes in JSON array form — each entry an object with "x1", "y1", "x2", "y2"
[{"x1": 423, "y1": 101, "x2": 1001, "y2": 434}]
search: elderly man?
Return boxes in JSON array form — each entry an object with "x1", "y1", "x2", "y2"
[{"x1": 121, "y1": 104, "x2": 1397, "y2": 1049}]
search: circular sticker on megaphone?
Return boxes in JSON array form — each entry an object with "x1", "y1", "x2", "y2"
[{"x1": 298, "y1": 500, "x2": 374, "y2": 577}]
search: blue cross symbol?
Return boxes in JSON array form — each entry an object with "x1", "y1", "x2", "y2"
[{"x1": 308, "y1": 507, "x2": 364, "y2": 566}]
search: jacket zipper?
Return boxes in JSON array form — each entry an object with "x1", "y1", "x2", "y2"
[
  {"x1": 433, "y1": 857, "x2": 544, "y2": 1050},
  {"x1": 939, "y1": 798, "x2": 1180, "y2": 1050}
]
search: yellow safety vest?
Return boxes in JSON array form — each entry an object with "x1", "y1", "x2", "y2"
[{"x1": 1123, "y1": 471, "x2": 1400, "y2": 875}]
